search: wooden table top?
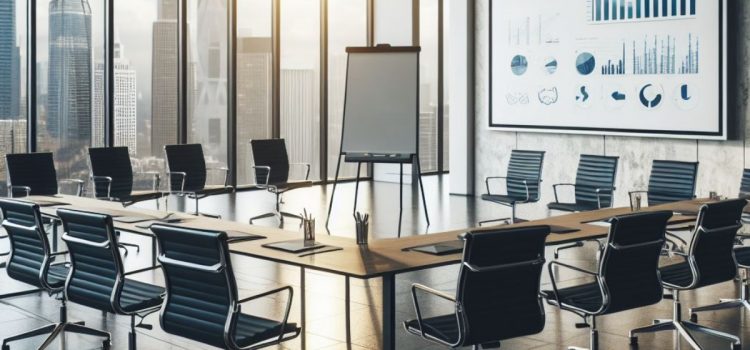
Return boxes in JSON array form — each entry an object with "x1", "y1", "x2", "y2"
[{"x1": 15, "y1": 195, "x2": 731, "y2": 279}]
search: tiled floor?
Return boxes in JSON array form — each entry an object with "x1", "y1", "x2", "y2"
[{"x1": 0, "y1": 175, "x2": 749, "y2": 349}]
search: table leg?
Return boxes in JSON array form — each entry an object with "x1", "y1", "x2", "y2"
[
  {"x1": 151, "y1": 236, "x2": 157, "y2": 267},
  {"x1": 301, "y1": 267, "x2": 306, "y2": 349},
  {"x1": 52, "y1": 220, "x2": 58, "y2": 252},
  {"x1": 382, "y1": 274, "x2": 396, "y2": 349},
  {"x1": 345, "y1": 276, "x2": 351, "y2": 349}
]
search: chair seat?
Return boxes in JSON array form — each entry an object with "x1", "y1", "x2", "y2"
[
  {"x1": 735, "y1": 246, "x2": 750, "y2": 268},
  {"x1": 547, "y1": 202, "x2": 598, "y2": 212},
  {"x1": 659, "y1": 262, "x2": 694, "y2": 289},
  {"x1": 543, "y1": 282, "x2": 603, "y2": 314},
  {"x1": 234, "y1": 313, "x2": 299, "y2": 347},
  {"x1": 481, "y1": 194, "x2": 528, "y2": 205},
  {"x1": 235, "y1": 181, "x2": 314, "y2": 194},
  {"x1": 187, "y1": 185, "x2": 234, "y2": 198},
  {"x1": 47, "y1": 264, "x2": 70, "y2": 289},
  {"x1": 119, "y1": 278, "x2": 165, "y2": 313},
  {"x1": 404, "y1": 314, "x2": 459, "y2": 345}
]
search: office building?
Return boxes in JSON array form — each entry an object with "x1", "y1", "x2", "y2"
[
  {"x1": 150, "y1": 0, "x2": 178, "y2": 158},
  {"x1": 237, "y1": 36, "x2": 272, "y2": 183}
]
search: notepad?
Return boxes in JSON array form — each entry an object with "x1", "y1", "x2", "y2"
[
  {"x1": 405, "y1": 240, "x2": 464, "y2": 256},
  {"x1": 262, "y1": 240, "x2": 327, "y2": 253}
]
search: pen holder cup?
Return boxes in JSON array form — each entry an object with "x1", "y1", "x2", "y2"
[
  {"x1": 303, "y1": 218, "x2": 315, "y2": 245},
  {"x1": 356, "y1": 221, "x2": 369, "y2": 245},
  {"x1": 630, "y1": 192, "x2": 645, "y2": 211}
]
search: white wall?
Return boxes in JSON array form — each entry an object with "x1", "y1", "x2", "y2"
[{"x1": 473, "y1": 0, "x2": 749, "y2": 220}]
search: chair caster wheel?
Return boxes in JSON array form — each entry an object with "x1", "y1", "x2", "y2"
[
  {"x1": 690, "y1": 314, "x2": 697, "y2": 322},
  {"x1": 629, "y1": 336, "x2": 638, "y2": 345}
]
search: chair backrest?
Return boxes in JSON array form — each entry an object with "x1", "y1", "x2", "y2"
[
  {"x1": 740, "y1": 169, "x2": 750, "y2": 197},
  {"x1": 250, "y1": 139, "x2": 290, "y2": 185},
  {"x1": 456, "y1": 226, "x2": 549, "y2": 345},
  {"x1": 598, "y1": 211, "x2": 672, "y2": 314},
  {"x1": 58, "y1": 208, "x2": 124, "y2": 314},
  {"x1": 574, "y1": 155, "x2": 619, "y2": 209},
  {"x1": 687, "y1": 199, "x2": 746, "y2": 288},
  {"x1": 505, "y1": 150, "x2": 545, "y2": 202},
  {"x1": 88, "y1": 147, "x2": 134, "y2": 199},
  {"x1": 164, "y1": 144, "x2": 207, "y2": 192},
  {"x1": 0, "y1": 199, "x2": 52, "y2": 288},
  {"x1": 6, "y1": 153, "x2": 58, "y2": 196},
  {"x1": 151, "y1": 224, "x2": 237, "y2": 348},
  {"x1": 647, "y1": 160, "x2": 698, "y2": 205}
]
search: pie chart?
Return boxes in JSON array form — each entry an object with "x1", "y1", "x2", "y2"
[
  {"x1": 576, "y1": 52, "x2": 596, "y2": 75},
  {"x1": 639, "y1": 84, "x2": 664, "y2": 109},
  {"x1": 543, "y1": 57, "x2": 558, "y2": 75},
  {"x1": 511, "y1": 55, "x2": 528, "y2": 76}
]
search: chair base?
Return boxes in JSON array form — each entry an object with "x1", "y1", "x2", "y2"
[
  {"x1": 690, "y1": 270, "x2": 750, "y2": 322},
  {"x1": 1, "y1": 321, "x2": 111, "y2": 350}
]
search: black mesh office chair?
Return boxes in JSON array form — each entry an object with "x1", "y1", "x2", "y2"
[
  {"x1": 164, "y1": 144, "x2": 234, "y2": 218},
  {"x1": 88, "y1": 147, "x2": 163, "y2": 207},
  {"x1": 5, "y1": 152, "x2": 84, "y2": 197},
  {"x1": 543, "y1": 210, "x2": 672, "y2": 350},
  {"x1": 403, "y1": 226, "x2": 550, "y2": 349},
  {"x1": 58, "y1": 208, "x2": 166, "y2": 350},
  {"x1": 150, "y1": 224, "x2": 300, "y2": 349},
  {"x1": 630, "y1": 160, "x2": 699, "y2": 254},
  {"x1": 0, "y1": 199, "x2": 111, "y2": 350},
  {"x1": 549, "y1": 155, "x2": 619, "y2": 259},
  {"x1": 247, "y1": 139, "x2": 312, "y2": 226},
  {"x1": 479, "y1": 150, "x2": 545, "y2": 225},
  {"x1": 629, "y1": 199, "x2": 746, "y2": 350}
]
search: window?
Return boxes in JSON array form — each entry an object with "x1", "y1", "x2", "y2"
[
  {"x1": 0, "y1": 0, "x2": 27, "y2": 190},
  {"x1": 237, "y1": 0, "x2": 273, "y2": 185},
  {"x1": 280, "y1": 0, "x2": 320, "y2": 181},
  {"x1": 419, "y1": 0, "x2": 439, "y2": 173},
  {"x1": 188, "y1": 0, "x2": 228, "y2": 185},
  {"x1": 374, "y1": 0, "x2": 412, "y2": 46},
  {"x1": 36, "y1": 0, "x2": 104, "y2": 181},
  {"x1": 327, "y1": 0, "x2": 366, "y2": 180}
]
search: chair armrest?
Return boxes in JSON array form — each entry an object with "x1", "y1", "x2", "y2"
[
  {"x1": 59, "y1": 179, "x2": 85, "y2": 196},
  {"x1": 235, "y1": 286, "x2": 294, "y2": 344},
  {"x1": 166, "y1": 172, "x2": 187, "y2": 193},
  {"x1": 135, "y1": 172, "x2": 161, "y2": 191},
  {"x1": 410, "y1": 283, "x2": 457, "y2": 339},
  {"x1": 552, "y1": 183, "x2": 576, "y2": 204},
  {"x1": 546, "y1": 261, "x2": 598, "y2": 310},
  {"x1": 7, "y1": 185, "x2": 31, "y2": 197},
  {"x1": 252, "y1": 166, "x2": 271, "y2": 189},
  {"x1": 594, "y1": 186, "x2": 616, "y2": 209},
  {"x1": 289, "y1": 163, "x2": 311, "y2": 181},
  {"x1": 207, "y1": 167, "x2": 230, "y2": 187},
  {"x1": 90, "y1": 176, "x2": 113, "y2": 198}
]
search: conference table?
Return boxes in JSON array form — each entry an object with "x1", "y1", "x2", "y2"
[{"x1": 15, "y1": 194, "x2": 734, "y2": 349}]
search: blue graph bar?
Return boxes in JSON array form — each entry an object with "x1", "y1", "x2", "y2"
[
  {"x1": 596, "y1": 0, "x2": 602, "y2": 20},
  {"x1": 662, "y1": 0, "x2": 668, "y2": 16},
  {"x1": 637, "y1": 0, "x2": 641, "y2": 18},
  {"x1": 620, "y1": 1, "x2": 625, "y2": 19},
  {"x1": 590, "y1": 0, "x2": 693, "y2": 22},
  {"x1": 690, "y1": 0, "x2": 695, "y2": 15},
  {"x1": 681, "y1": 0, "x2": 686, "y2": 15},
  {"x1": 653, "y1": 0, "x2": 658, "y2": 18},
  {"x1": 604, "y1": 0, "x2": 610, "y2": 20},
  {"x1": 672, "y1": 0, "x2": 677, "y2": 15},
  {"x1": 629, "y1": 3, "x2": 634, "y2": 18},
  {"x1": 645, "y1": 0, "x2": 650, "y2": 17}
]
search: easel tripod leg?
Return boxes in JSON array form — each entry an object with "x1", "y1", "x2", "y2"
[{"x1": 326, "y1": 154, "x2": 344, "y2": 230}]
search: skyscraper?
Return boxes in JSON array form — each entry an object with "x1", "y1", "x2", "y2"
[
  {"x1": 237, "y1": 36, "x2": 272, "y2": 183},
  {"x1": 151, "y1": 0, "x2": 178, "y2": 157},
  {"x1": 47, "y1": 0, "x2": 92, "y2": 145},
  {"x1": 0, "y1": 0, "x2": 20, "y2": 120},
  {"x1": 93, "y1": 43, "x2": 137, "y2": 155},
  {"x1": 281, "y1": 69, "x2": 319, "y2": 178}
]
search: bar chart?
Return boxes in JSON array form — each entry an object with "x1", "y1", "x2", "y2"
[
  {"x1": 632, "y1": 33, "x2": 699, "y2": 75},
  {"x1": 601, "y1": 43, "x2": 627, "y2": 75},
  {"x1": 589, "y1": 0, "x2": 696, "y2": 22}
]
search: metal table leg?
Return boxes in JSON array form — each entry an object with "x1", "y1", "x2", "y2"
[
  {"x1": 382, "y1": 274, "x2": 396, "y2": 349},
  {"x1": 301, "y1": 267, "x2": 306, "y2": 349},
  {"x1": 345, "y1": 276, "x2": 351, "y2": 349}
]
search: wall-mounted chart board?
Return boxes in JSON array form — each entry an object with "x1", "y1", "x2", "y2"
[{"x1": 490, "y1": 0, "x2": 727, "y2": 139}]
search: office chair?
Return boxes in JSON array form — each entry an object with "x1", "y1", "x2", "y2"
[
  {"x1": 548, "y1": 154, "x2": 619, "y2": 259},
  {"x1": 479, "y1": 150, "x2": 545, "y2": 225},
  {"x1": 544, "y1": 210, "x2": 672, "y2": 350},
  {"x1": 247, "y1": 139, "x2": 312, "y2": 226},
  {"x1": 5, "y1": 152, "x2": 84, "y2": 197},
  {"x1": 58, "y1": 208, "x2": 166, "y2": 350},
  {"x1": 404, "y1": 226, "x2": 550, "y2": 349},
  {"x1": 629, "y1": 160, "x2": 699, "y2": 254},
  {"x1": 150, "y1": 224, "x2": 300, "y2": 349},
  {"x1": 629, "y1": 199, "x2": 746, "y2": 350},
  {"x1": 0, "y1": 199, "x2": 111, "y2": 350},
  {"x1": 164, "y1": 144, "x2": 234, "y2": 218},
  {"x1": 89, "y1": 146, "x2": 164, "y2": 255}
]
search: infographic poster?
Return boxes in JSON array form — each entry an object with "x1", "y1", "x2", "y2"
[{"x1": 490, "y1": 0, "x2": 727, "y2": 139}]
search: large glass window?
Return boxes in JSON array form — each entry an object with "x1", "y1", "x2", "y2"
[
  {"x1": 442, "y1": 0, "x2": 449, "y2": 172},
  {"x1": 114, "y1": 0, "x2": 177, "y2": 178},
  {"x1": 280, "y1": 0, "x2": 320, "y2": 181},
  {"x1": 419, "y1": 0, "x2": 439, "y2": 173},
  {"x1": 374, "y1": 0, "x2": 412, "y2": 46},
  {"x1": 237, "y1": 0, "x2": 272, "y2": 185},
  {"x1": 187, "y1": 0, "x2": 228, "y2": 185},
  {"x1": 0, "y1": 0, "x2": 27, "y2": 190},
  {"x1": 36, "y1": 0, "x2": 103, "y2": 181},
  {"x1": 327, "y1": 0, "x2": 366, "y2": 180}
]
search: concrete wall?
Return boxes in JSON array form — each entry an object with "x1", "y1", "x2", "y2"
[{"x1": 474, "y1": 0, "x2": 750, "y2": 220}]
